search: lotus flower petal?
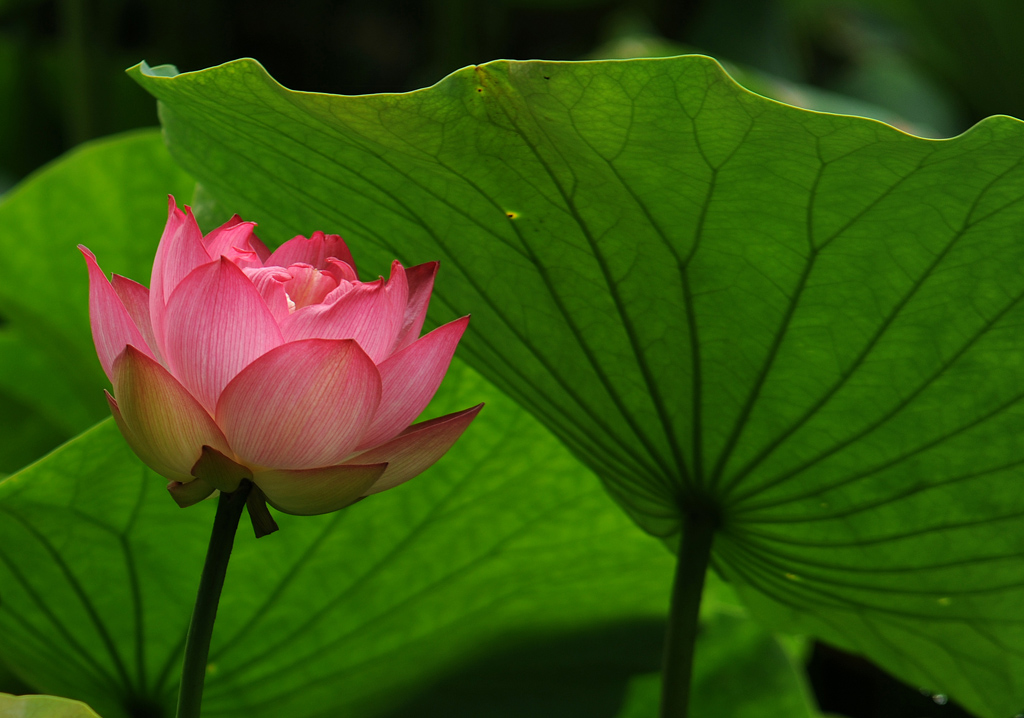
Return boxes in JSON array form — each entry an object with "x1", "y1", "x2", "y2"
[
  {"x1": 81, "y1": 246, "x2": 156, "y2": 383},
  {"x1": 359, "y1": 316, "x2": 470, "y2": 448},
  {"x1": 254, "y1": 463, "x2": 387, "y2": 515},
  {"x1": 202, "y1": 217, "x2": 264, "y2": 269},
  {"x1": 107, "y1": 391, "x2": 180, "y2": 480},
  {"x1": 284, "y1": 264, "x2": 338, "y2": 309},
  {"x1": 392, "y1": 261, "x2": 438, "y2": 354},
  {"x1": 216, "y1": 338, "x2": 382, "y2": 469},
  {"x1": 206, "y1": 214, "x2": 273, "y2": 262},
  {"x1": 163, "y1": 257, "x2": 284, "y2": 412},
  {"x1": 110, "y1": 274, "x2": 161, "y2": 364},
  {"x1": 149, "y1": 197, "x2": 212, "y2": 353},
  {"x1": 266, "y1": 231, "x2": 356, "y2": 271},
  {"x1": 281, "y1": 261, "x2": 409, "y2": 362},
  {"x1": 244, "y1": 266, "x2": 293, "y2": 322},
  {"x1": 352, "y1": 404, "x2": 482, "y2": 495},
  {"x1": 324, "y1": 257, "x2": 358, "y2": 283},
  {"x1": 112, "y1": 346, "x2": 231, "y2": 482},
  {"x1": 167, "y1": 477, "x2": 216, "y2": 508}
]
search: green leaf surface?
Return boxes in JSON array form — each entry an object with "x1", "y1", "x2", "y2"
[
  {"x1": 0, "y1": 693, "x2": 101, "y2": 718},
  {"x1": 0, "y1": 360, "x2": 674, "y2": 718},
  {"x1": 133, "y1": 55, "x2": 1024, "y2": 717},
  {"x1": 0, "y1": 129, "x2": 195, "y2": 434}
]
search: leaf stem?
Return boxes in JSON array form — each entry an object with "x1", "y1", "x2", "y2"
[
  {"x1": 660, "y1": 511, "x2": 716, "y2": 718},
  {"x1": 176, "y1": 480, "x2": 253, "y2": 718}
]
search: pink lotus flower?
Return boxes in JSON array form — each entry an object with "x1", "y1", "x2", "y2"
[{"x1": 82, "y1": 197, "x2": 480, "y2": 516}]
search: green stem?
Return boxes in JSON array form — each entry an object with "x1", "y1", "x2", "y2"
[
  {"x1": 659, "y1": 512, "x2": 716, "y2": 718},
  {"x1": 176, "y1": 481, "x2": 253, "y2": 718}
]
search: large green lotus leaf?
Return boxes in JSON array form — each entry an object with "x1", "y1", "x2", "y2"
[
  {"x1": 133, "y1": 55, "x2": 1024, "y2": 717},
  {"x1": 0, "y1": 130, "x2": 195, "y2": 434},
  {"x1": 0, "y1": 359, "x2": 675, "y2": 718}
]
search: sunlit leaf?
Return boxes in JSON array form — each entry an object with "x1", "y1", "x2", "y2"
[
  {"x1": 0, "y1": 693, "x2": 101, "y2": 718},
  {"x1": 133, "y1": 55, "x2": 1024, "y2": 716}
]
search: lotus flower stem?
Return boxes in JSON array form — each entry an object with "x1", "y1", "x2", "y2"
[
  {"x1": 176, "y1": 480, "x2": 254, "y2": 718},
  {"x1": 659, "y1": 512, "x2": 716, "y2": 717}
]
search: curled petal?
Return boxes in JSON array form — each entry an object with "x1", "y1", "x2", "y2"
[
  {"x1": 351, "y1": 404, "x2": 482, "y2": 495},
  {"x1": 392, "y1": 261, "x2": 438, "y2": 353},
  {"x1": 163, "y1": 257, "x2": 284, "y2": 412},
  {"x1": 266, "y1": 231, "x2": 356, "y2": 271},
  {"x1": 243, "y1": 266, "x2": 293, "y2": 323},
  {"x1": 358, "y1": 316, "x2": 469, "y2": 448},
  {"x1": 149, "y1": 197, "x2": 212, "y2": 354},
  {"x1": 324, "y1": 258, "x2": 358, "y2": 283},
  {"x1": 210, "y1": 214, "x2": 272, "y2": 262},
  {"x1": 81, "y1": 246, "x2": 156, "y2": 383},
  {"x1": 281, "y1": 261, "x2": 409, "y2": 363},
  {"x1": 216, "y1": 338, "x2": 382, "y2": 470},
  {"x1": 167, "y1": 477, "x2": 216, "y2": 508},
  {"x1": 111, "y1": 347, "x2": 231, "y2": 482},
  {"x1": 110, "y1": 274, "x2": 162, "y2": 365},
  {"x1": 202, "y1": 218, "x2": 264, "y2": 269},
  {"x1": 253, "y1": 463, "x2": 387, "y2": 515}
]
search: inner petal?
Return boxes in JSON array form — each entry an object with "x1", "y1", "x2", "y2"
[
  {"x1": 243, "y1": 266, "x2": 292, "y2": 322},
  {"x1": 284, "y1": 264, "x2": 338, "y2": 310}
]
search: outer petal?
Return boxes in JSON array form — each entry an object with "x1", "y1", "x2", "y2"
[
  {"x1": 107, "y1": 391, "x2": 180, "y2": 480},
  {"x1": 253, "y1": 463, "x2": 387, "y2": 515},
  {"x1": 167, "y1": 477, "x2": 216, "y2": 508},
  {"x1": 203, "y1": 218, "x2": 263, "y2": 269},
  {"x1": 266, "y1": 231, "x2": 356, "y2": 271},
  {"x1": 358, "y1": 316, "x2": 469, "y2": 449},
  {"x1": 163, "y1": 257, "x2": 285, "y2": 412},
  {"x1": 81, "y1": 246, "x2": 156, "y2": 383},
  {"x1": 110, "y1": 274, "x2": 162, "y2": 365},
  {"x1": 281, "y1": 261, "x2": 409, "y2": 363},
  {"x1": 112, "y1": 347, "x2": 231, "y2": 482},
  {"x1": 149, "y1": 197, "x2": 212, "y2": 354},
  {"x1": 351, "y1": 404, "x2": 482, "y2": 495},
  {"x1": 392, "y1": 261, "x2": 438, "y2": 353},
  {"x1": 216, "y1": 338, "x2": 382, "y2": 470}
]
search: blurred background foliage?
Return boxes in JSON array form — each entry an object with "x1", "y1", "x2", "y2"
[{"x1": 0, "y1": 1, "x2": 1012, "y2": 715}]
